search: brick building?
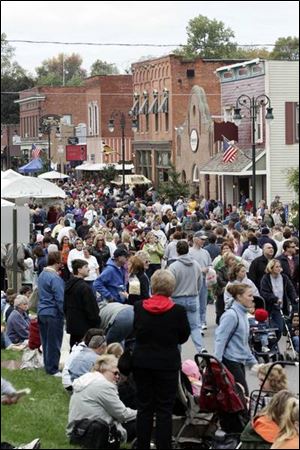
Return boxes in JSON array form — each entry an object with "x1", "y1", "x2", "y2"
[
  {"x1": 15, "y1": 75, "x2": 133, "y2": 169},
  {"x1": 131, "y1": 54, "x2": 240, "y2": 191}
]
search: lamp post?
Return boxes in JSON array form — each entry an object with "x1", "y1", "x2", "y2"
[
  {"x1": 39, "y1": 114, "x2": 61, "y2": 170},
  {"x1": 108, "y1": 112, "x2": 138, "y2": 195},
  {"x1": 233, "y1": 95, "x2": 274, "y2": 214}
]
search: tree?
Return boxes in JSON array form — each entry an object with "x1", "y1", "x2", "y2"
[
  {"x1": 36, "y1": 53, "x2": 87, "y2": 86},
  {"x1": 1, "y1": 33, "x2": 35, "y2": 123},
  {"x1": 101, "y1": 165, "x2": 117, "y2": 184},
  {"x1": 231, "y1": 46, "x2": 270, "y2": 60},
  {"x1": 158, "y1": 165, "x2": 189, "y2": 202},
  {"x1": 287, "y1": 167, "x2": 299, "y2": 228},
  {"x1": 90, "y1": 59, "x2": 119, "y2": 76},
  {"x1": 174, "y1": 15, "x2": 238, "y2": 58},
  {"x1": 270, "y1": 37, "x2": 299, "y2": 60}
]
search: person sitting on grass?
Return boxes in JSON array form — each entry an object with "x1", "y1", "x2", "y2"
[{"x1": 6, "y1": 295, "x2": 30, "y2": 345}]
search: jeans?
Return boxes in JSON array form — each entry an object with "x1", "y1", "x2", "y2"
[
  {"x1": 106, "y1": 307, "x2": 134, "y2": 345},
  {"x1": 199, "y1": 278, "x2": 208, "y2": 326},
  {"x1": 173, "y1": 295, "x2": 202, "y2": 353},
  {"x1": 270, "y1": 309, "x2": 284, "y2": 339},
  {"x1": 38, "y1": 314, "x2": 64, "y2": 374},
  {"x1": 133, "y1": 368, "x2": 179, "y2": 449}
]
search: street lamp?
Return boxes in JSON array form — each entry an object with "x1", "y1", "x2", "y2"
[
  {"x1": 39, "y1": 114, "x2": 61, "y2": 170},
  {"x1": 108, "y1": 112, "x2": 138, "y2": 195},
  {"x1": 233, "y1": 95, "x2": 274, "y2": 214}
]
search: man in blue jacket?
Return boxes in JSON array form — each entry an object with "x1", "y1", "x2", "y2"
[
  {"x1": 37, "y1": 251, "x2": 64, "y2": 376},
  {"x1": 93, "y1": 248, "x2": 128, "y2": 303}
]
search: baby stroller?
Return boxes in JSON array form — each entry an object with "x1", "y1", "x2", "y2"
[
  {"x1": 281, "y1": 307, "x2": 299, "y2": 362},
  {"x1": 194, "y1": 353, "x2": 249, "y2": 449},
  {"x1": 249, "y1": 360, "x2": 299, "y2": 419},
  {"x1": 248, "y1": 296, "x2": 282, "y2": 363}
]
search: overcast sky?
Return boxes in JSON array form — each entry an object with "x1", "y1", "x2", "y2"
[{"x1": 2, "y1": 1, "x2": 299, "y2": 75}]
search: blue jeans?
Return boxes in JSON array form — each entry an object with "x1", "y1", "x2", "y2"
[
  {"x1": 106, "y1": 307, "x2": 134, "y2": 345},
  {"x1": 38, "y1": 314, "x2": 64, "y2": 375},
  {"x1": 270, "y1": 309, "x2": 284, "y2": 340},
  {"x1": 173, "y1": 295, "x2": 202, "y2": 353},
  {"x1": 199, "y1": 278, "x2": 208, "y2": 326}
]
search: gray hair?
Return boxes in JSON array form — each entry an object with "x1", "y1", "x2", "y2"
[
  {"x1": 14, "y1": 295, "x2": 29, "y2": 308},
  {"x1": 88, "y1": 335, "x2": 106, "y2": 349},
  {"x1": 48, "y1": 244, "x2": 59, "y2": 254}
]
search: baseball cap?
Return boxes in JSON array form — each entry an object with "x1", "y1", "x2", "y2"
[
  {"x1": 113, "y1": 248, "x2": 129, "y2": 258},
  {"x1": 44, "y1": 227, "x2": 51, "y2": 233},
  {"x1": 194, "y1": 231, "x2": 208, "y2": 239}
]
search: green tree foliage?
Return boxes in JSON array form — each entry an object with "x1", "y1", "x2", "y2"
[
  {"x1": 231, "y1": 46, "x2": 270, "y2": 60},
  {"x1": 287, "y1": 167, "x2": 299, "y2": 228},
  {"x1": 1, "y1": 33, "x2": 35, "y2": 123},
  {"x1": 36, "y1": 53, "x2": 87, "y2": 86},
  {"x1": 158, "y1": 165, "x2": 189, "y2": 202},
  {"x1": 90, "y1": 59, "x2": 119, "y2": 76},
  {"x1": 175, "y1": 15, "x2": 237, "y2": 58},
  {"x1": 101, "y1": 165, "x2": 118, "y2": 184},
  {"x1": 270, "y1": 36, "x2": 299, "y2": 60}
]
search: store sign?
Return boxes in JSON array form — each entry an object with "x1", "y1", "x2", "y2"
[
  {"x1": 190, "y1": 129, "x2": 199, "y2": 152},
  {"x1": 66, "y1": 144, "x2": 87, "y2": 161}
]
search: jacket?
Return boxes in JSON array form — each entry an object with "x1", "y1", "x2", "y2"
[
  {"x1": 258, "y1": 236, "x2": 278, "y2": 256},
  {"x1": 90, "y1": 245, "x2": 111, "y2": 270},
  {"x1": 214, "y1": 301, "x2": 257, "y2": 366},
  {"x1": 93, "y1": 259, "x2": 127, "y2": 303},
  {"x1": 126, "y1": 271, "x2": 150, "y2": 305},
  {"x1": 143, "y1": 242, "x2": 164, "y2": 265},
  {"x1": 66, "y1": 371, "x2": 136, "y2": 440},
  {"x1": 64, "y1": 277, "x2": 100, "y2": 336},
  {"x1": 6, "y1": 308, "x2": 31, "y2": 343},
  {"x1": 242, "y1": 245, "x2": 263, "y2": 266},
  {"x1": 132, "y1": 296, "x2": 190, "y2": 370},
  {"x1": 277, "y1": 253, "x2": 299, "y2": 290},
  {"x1": 168, "y1": 255, "x2": 202, "y2": 297},
  {"x1": 98, "y1": 302, "x2": 133, "y2": 332},
  {"x1": 37, "y1": 267, "x2": 64, "y2": 318},
  {"x1": 240, "y1": 416, "x2": 280, "y2": 449},
  {"x1": 62, "y1": 342, "x2": 86, "y2": 388},
  {"x1": 260, "y1": 273, "x2": 298, "y2": 316},
  {"x1": 248, "y1": 255, "x2": 270, "y2": 290},
  {"x1": 68, "y1": 347, "x2": 98, "y2": 382}
]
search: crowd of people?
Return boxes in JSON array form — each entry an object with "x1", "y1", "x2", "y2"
[{"x1": 1, "y1": 179, "x2": 299, "y2": 449}]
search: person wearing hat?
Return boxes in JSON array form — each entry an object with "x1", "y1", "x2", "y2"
[
  {"x1": 258, "y1": 228, "x2": 278, "y2": 256},
  {"x1": 6, "y1": 295, "x2": 31, "y2": 344},
  {"x1": 94, "y1": 247, "x2": 129, "y2": 303}
]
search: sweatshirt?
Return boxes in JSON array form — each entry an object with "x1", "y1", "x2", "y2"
[
  {"x1": 67, "y1": 372, "x2": 136, "y2": 440},
  {"x1": 242, "y1": 245, "x2": 263, "y2": 267},
  {"x1": 168, "y1": 254, "x2": 202, "y2": 297},
  {"x1": 93, "y1": 259, "x2": 127, "y2": 303},
  {"x1": 37, "y1": 267, "x2": 64, "y2": 317}
]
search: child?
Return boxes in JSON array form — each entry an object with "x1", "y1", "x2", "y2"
[
  {"x1": 249, "y1": 308, "x2": 270, "y2": 353},
  {"x1": 182, "y1": 359, "x2": 202, "y2": 397}
]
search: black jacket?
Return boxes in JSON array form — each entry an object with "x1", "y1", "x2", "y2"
[
  {"x1": 132, "y1": 299, "x2": 190, "y2": 371},
  {"x1": 126, "y1": 271, "x2": 150, "y2": 306},
  {"x1": 248, "y1": 255, "x2": 270, "y2": 290},
  {"x1": 277, "y1": 253, "x2": 299, "y2": 292},
  {"x1": 258, "y1": 236, "x2": 277, "y2": 256},
  {"x1": 90, "y1": 245, "x2": 111, "y2": 271},
  {"x1": 260, "y1": 273, "x2": 298, "y2": 316},
  {"x1": 64, "y1": 277, "x2": 100, "y2": 336}
]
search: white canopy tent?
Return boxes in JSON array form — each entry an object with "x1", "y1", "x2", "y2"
[
  {"x1": 1, "y1": 198, "x2": 16, "y2": 207},
  {"x1": 38, "y1": 170, "x2": 70, "y2": 180},
  {"x1": 1, "y1": 169, "x2": 23, "y2": 180},
  {"x1": 75, "y1": 163, "x2": 135, "y2": 171},
  {"x1": 1, "y1": 176, "x2": 66, "y2": 199},
  {"x1": 112, "y1": 174, "x2": 152, "y2": 186}
]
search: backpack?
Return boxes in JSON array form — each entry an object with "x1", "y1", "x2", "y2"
[{"x1": 28, "y1": 318, "x2": 41, "y2": 350}]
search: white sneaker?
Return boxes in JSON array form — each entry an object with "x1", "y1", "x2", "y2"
[
  {"x1": 202, "y1": 324, "x2": 208, "y2": 330},
  {"x1": 16, "y1": 438, "x2": 40, "y2": 449},
  {"x1": 262, "y1": 346, "x2": 270, "y2": 353},
  {"x1": 52, "y1": 372, "x2": 62, "y2": 377}
]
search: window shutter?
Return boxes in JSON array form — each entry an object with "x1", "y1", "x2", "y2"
[{"x1": 285, "y1": 102, "x2": 294, "y2": 144}]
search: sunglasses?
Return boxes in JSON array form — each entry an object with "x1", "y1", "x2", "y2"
[{"x1": 108, "y1": 369, "x2": 120, "y2": 377}]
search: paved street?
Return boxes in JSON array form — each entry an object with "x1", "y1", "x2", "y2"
[{"x1": 182, "y1": 303, "x2": 299, "y2": 395}]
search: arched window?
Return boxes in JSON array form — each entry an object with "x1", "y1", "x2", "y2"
[{"x1": 192, "y1": 165, "x2": 199, "y2": 182}]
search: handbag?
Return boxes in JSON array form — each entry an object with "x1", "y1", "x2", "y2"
[{"x1": 70, "y1": 419, "x2": 121, "y2": 449}]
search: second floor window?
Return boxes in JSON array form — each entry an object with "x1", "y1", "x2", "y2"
[{"x1": 88, "y1": 102, "x2": 99, "y2": 136}]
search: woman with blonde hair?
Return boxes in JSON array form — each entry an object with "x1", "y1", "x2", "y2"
[
  {"x1": 271, "y1": 397, "x2": 299, "y2": 449},
  {"x1": 143, "y1": 232, "x2": 164, "y2": 278},
  {"x1": 106, "y1": 342, "x2": 124, "y2": 359},
  {"x1": 260, "y1": 259, "x2": 298, "y2": 338},
  {"x1": 126, "y1": 255, "x2": 150, "y2": 305},
  {"x1": 240, "y1": 390, "x2": 298, "y2": 449},
  {"x1": 90, "y1": 234, "x2": 110, "y2": 272}
]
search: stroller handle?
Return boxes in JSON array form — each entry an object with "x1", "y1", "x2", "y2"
[{"x1": 194, "y1": 353, "x2": 223, "y2": 367}]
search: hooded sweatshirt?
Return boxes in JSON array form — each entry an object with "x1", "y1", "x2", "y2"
[
  {"x1": 64, "y1": 277, "x2": 100, "y2": 336},
  {"x1": 66, "y1": 371, "x2": 136, "y2": 440},
  {"x1": 240, "y1": 415, "x2": 280, "y2": 449},
  {"x1": 242, "y1": 245, "x2": 263, "y2": 266},
  {"x1": 168, "y1": 254, "x2": 202, "y2": 297},
  {"x1": 132, "y1": 295, "x2": 190, "y2": 370}
]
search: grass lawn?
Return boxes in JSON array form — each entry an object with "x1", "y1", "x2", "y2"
[{"x1": 1, "y1": 350, "x2": 80, "y2": 449}]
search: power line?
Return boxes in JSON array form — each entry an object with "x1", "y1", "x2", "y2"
[{"x1": 5, "y1": 39, "x2": 281, "y2": 48}]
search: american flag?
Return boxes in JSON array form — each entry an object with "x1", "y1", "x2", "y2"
[
  {"x1": 222, "y1": 136, "x2": 238, "y2": 163},
  {"x1": 31, "y1": 144, "x2": 42, "y2": 159}
]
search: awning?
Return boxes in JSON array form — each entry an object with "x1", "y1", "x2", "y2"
[
  {"x1": 38, "y1": 171, "x2": 70, "y2": 180},
  {"x1": 18, "y1": 158, "x2": 43, "y2": 174},
  {"x1": 1, "y1": 176, "x2": 66, "y2": 199},
  {"x1": 199, "y1": 148, "x2": 266, "y2": 176},
  {"x1": 75, "y1": 163, "x2": 134, "y2": 171},
  {"x1": 148, "y1": 96, "x2": 158, "y2": 114},
  {"x1": 1, "y1": 169, "x2": 23, "y2": 180},
  {"x1": 158, "y1": 95, "x2": 169, "y2": 113},
  {"x1": 112, "y1": 174, "x2": 152, "y2": 186},
  {"x1": 130, "y1": 96, "x2": 140, "y2": 116},
  {"x1": 139, "y1": 96, "x2": 149, "y2": 115}
]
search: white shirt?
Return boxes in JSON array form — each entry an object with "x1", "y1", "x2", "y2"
[
  {"x1": 57, "y1": 226, "x2": 74, "y2": 244},
  {"x1": 83, "y1": 255, "x2": 99, "y2": 281},
  {"x1": 67, "y1": 249, "x2": 85, "y2": 272}
]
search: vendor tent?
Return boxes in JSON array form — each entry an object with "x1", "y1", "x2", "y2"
[
  {"x1": 38, "y1": 170, "x2": 69, "y2": 180},
  {"x1": 1, "y1": 169, "x2": 23, "y2": 180},
  {"x1": 18, "y1": 158, "x2": 43, "y2": 174},
  {"x1": 1, "y1": 176, "x2": 66, "y2": 199},
  {"x1": 113, "y1": 174, "x2": 152, "y2": 185},
  {"x1": 1, "y1": 198, "x2": 15, "y2": 207},
  {"x1": 75, "y1": 163, "x2": 135, "y2": 171}
]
